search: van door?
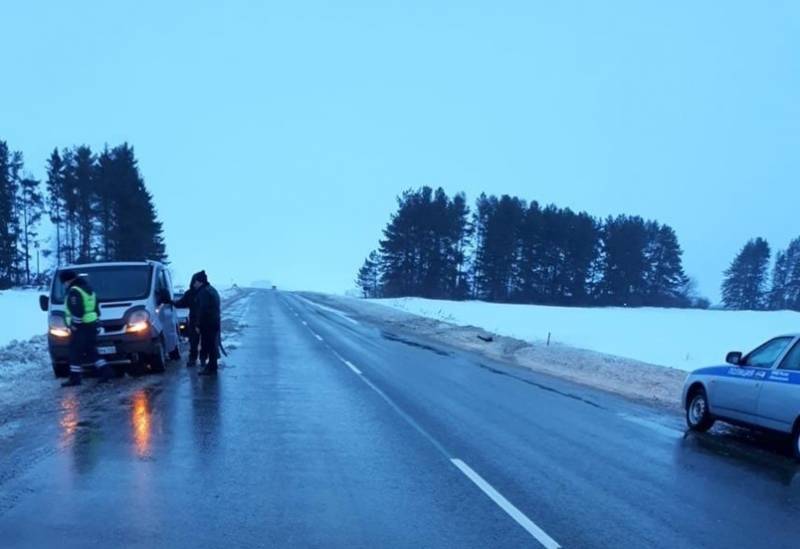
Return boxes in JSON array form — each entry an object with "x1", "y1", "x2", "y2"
[
  {"x1": 155, "y1": 268, "x2": 178, "y2": 353},
  {"x1": 755, "y1": 338, "x2": 800, "y2": 432}
]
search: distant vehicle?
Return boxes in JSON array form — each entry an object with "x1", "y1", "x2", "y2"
[
  {"x1": 172, "y1": 291, "x2": 190, "y2": 338},
  {"x1": 39, "y1": 261, "x2": 181, "y2": 378},
  {"x1": 683, "y1": 335, "x2": 800, "y2": 459},
  {"x1": 272, "y1": 285, "x2": 277, "y2": 290}
]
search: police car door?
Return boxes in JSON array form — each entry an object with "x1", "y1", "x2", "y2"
[
  {"x1": 710, "y1": 336, "x2": 793, "y2": 422},
  {"x1": 755, "y1": 337, "x2": 800, "y2": 432}
]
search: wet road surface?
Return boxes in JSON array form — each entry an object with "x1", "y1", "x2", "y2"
[{"x1": 1, "y1": 288, "x2": 800, "y2": 548}]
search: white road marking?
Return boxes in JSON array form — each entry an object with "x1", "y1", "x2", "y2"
[
  {"x1": 451, "y1": 459, "x2": 561, "y2": 549},
  {"x1": 299, "y1": 299, "x2": 559, "y2": 547},
  {"x1": 343, "y1": 360, "x2": 362, "y2": 375},
  {"x1": 296, "y1": 295, "x2": 359, "y2": 325}
]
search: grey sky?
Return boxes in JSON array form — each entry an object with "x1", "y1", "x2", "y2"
[{"x1": 2, "y1": 1, "x2": 798, "y2": 300}]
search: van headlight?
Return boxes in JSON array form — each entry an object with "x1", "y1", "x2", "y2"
[
  {"x1": 126, "y1": 310, "x2": 151, "y2": 334},
  {"x1": 48, "y1": 315, "x2": 70, "y2": 338}
]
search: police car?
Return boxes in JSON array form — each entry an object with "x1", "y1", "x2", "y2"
[{"x1": 683, "y1": 335, "x2": 800, "y2": 459}]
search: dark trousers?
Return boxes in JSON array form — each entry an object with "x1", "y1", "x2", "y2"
[
  {"x1": 68, "y1": 323, "x2": 100, "y2": 376},
  {"x1": 188, "y1": 328, "x2": 200, "y2": 362},
  {"x1": 199, "y1": 325, "x2": 220, "y2": 369}
]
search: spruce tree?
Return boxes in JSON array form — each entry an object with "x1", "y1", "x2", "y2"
[
  {"x1": 356, "y1": 251, "x2": 381, "y2": 298},
  {"x1": 721, "y1": 238, "x2": 771, "y2": 310}
]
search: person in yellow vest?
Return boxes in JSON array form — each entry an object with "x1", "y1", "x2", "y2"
[{"x1": 60, "y1": 270, "x2": 110, "y2": 387}]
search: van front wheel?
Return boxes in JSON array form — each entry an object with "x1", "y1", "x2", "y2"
[
  {"x1": 52, "y1": 362, "x2": 70, "y2": 378},
  {"x1": 149, "y1": 337, "x2": 167, "y2": 373}
]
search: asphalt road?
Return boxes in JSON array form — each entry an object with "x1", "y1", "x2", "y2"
[{"x1": 1, "y1": 288, "x2": 800, "y2": 548}]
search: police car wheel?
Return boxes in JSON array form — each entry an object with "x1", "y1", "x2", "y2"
[
  {"x1": 791, "y1": 424, "x2": 800, "y2": 461},
  {"x1": 686, "y1": 390, "x2": 714, "y2": 432}
]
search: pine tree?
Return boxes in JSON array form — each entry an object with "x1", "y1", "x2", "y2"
[
  {"x1": 643, "y1": 222, "x2": 690, "y2": 306},
  {"x1": 356, "y1": 251, "x2": 381, "y2": 298},
  {"x1": 93, "y1": 146, "x2": 118, "y2": 260},
  {"x1": 0, "y1": 142, "x2": 23, "y2": 288},
  {"x1": 45, "y1": 149, "x2": 66, "y2": 267},
  {"x1": 377, "y1": 187, "x2": 469, "y2": 298},
  {"x1": 598, "y1": 215, "x2": 650, "y2": 306},
  {"x1": 64, "y1": 145, "x2": 96, "y2": 262},
  {"x1": 17, "y1": 175, "x2": 44, "y2": 285},
  {"x1": 769, "y1": 237, "x2": 800, "y2": 310},
  {"x1": 108, "y1": 144, "x2": 167, "y2": 262},
  {"x1": 472, "y1": 194, "x2": 525, "y2": 302},
  {"x1": 721, "y1": 238, "x2": 771, "y2": 310},
  {"x1": 770, "y1": 249, "x2": 789, "y2": 309}
]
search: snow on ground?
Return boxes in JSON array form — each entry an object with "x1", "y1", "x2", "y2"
[
  {"x1": 0, "y1": 290, "x2": 47, "y2": 347},
  {"x1": 374, "y1": 298, "x2": 800, "y2": 372}
]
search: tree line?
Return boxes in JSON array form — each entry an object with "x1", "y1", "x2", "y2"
[
  {"x1": 721, "y1": 237, "x2": 800, "y2": 311},
  {"x1": 0, "y1": 139, "x2": 167, "y2": 289},
  {"x1": 358, "y1": 187, "x2": 702, "y2": 308}
]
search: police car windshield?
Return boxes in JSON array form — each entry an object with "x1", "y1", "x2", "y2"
[{"x1": 51, "y1": 266, "x2": 153, "y2": 304}]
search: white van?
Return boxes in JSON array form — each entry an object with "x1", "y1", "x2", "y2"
[{"x1": 39, "y1": 261, "x2": 181, "y2": 377}]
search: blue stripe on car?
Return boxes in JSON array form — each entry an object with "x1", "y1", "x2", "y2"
[{"x1": 692, "y1": 365, "x2": 800, "y2": 384}]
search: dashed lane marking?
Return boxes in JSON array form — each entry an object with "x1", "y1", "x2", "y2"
[{"x1": 451, "y1": 459, "x2": 561, "y2": 549}]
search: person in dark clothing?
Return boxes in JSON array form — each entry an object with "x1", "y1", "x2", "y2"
[
  {"x1": 172, "y1": 273, "x2": 202, "y2": 367},
  {"x1": 193, "y1": 270, "x2": 221, "y2": 376},
  {"x1": 60, "y1": 270, "x2": 111, "y2": 387}
]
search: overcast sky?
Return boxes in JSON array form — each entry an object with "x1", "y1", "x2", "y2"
[{"x1": 2, "y1": 1, "x2": 798, "y2": 300}]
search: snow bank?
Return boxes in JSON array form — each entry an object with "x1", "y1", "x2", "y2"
[
  {"x1": 0, "y1": 290, "x2": 46, "y2": 347},
  {"x1": 373, "y1": 298, "x2": 800, "y2": 372}
]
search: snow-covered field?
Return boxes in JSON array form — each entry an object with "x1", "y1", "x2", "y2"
[
  {"x1": 0, "y1": 290, "x2": 47, "y2": 347},
  {"x1": 374, "y1": 298, "x2": 800, "y2": 372}
]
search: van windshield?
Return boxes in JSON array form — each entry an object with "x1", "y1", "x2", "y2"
[{"x1": 52, "y1": 266, "x2": 153, "y2": 304}]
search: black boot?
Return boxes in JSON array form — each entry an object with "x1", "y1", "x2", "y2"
[
  {"x1": 61, "y1": 374, "x2": 81, "y2": 387},
  {"x1": 198, "y1": 360, "x2": 217, "y2": 376}
]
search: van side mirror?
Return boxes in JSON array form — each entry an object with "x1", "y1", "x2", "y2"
[
  {"x1": 39, "y1": 295, "x2": 50, "y2": 312},
  {"x1": 157, "y1": 289, "x2": 171, "y2": 305},
  {"x1": 726, "y1": 351, "x2": 743, "y2": 365}
]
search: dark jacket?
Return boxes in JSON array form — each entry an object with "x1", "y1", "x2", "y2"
[
  {"x1": 195, "y1": 283, "x2": 221, "y2": 330},
  {"x1": 66, "y1": 277, "x2": 100, "y2": 324},
  {"x1": 173, "y1": 286, "x2": 199, "y2": 326}
]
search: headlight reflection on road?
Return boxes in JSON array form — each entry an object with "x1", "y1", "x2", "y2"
[
  {"x1": 59, "y1": 393, "x2": 79, "y2": 447},
  {"x1": 131, "y1": 390, "x2": 152, "y2": 457}
]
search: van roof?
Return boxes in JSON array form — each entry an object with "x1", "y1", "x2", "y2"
[{"x1": 57, "y1": 260, "x2": 164, "y2": 270}]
